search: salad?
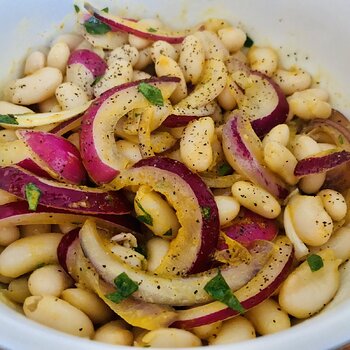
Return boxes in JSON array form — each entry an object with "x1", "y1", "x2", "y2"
[{"x1": 0, "y1": 1, "x2": 349, "y2": 347}]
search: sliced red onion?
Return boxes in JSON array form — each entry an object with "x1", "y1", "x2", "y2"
[
  {"x1": 17, "y1": 158, "x2": 51, "y2": 179},
  {"x1": 222, "y1": 112, "x2": 289, "y2": 200},
  {"x1": 51, "y1": 115, "x2": 82, "y2": 136},
  {"x1": 294, "y1": 150, "x2": 350, "y2": 176},
  {"x1": 0, "y1": 166, "x2": 131, "y2": 215}
]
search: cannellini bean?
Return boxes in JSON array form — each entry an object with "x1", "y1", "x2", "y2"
[
  {"x1": 94, "y1": 59, "x2": 133, "y2": 97},
  {"x1": 289, "y1": 195, "x2": 333, "y2": 246},
  {"x1": 279, "y1": 249, "x2": 341, "y2": 318},
  {"x1": 264, "y1": 141, "x2": 298, "y2": 185},
  {"x1": 52, "y1": 33, "x2": 83, "y2": 50},
  {"x1": 262, "y1": 124, "x2": 290, "y2": 147},
  {"x1": 245, "y1": 298, "x2": 291, "y2": 335},
  {"x1": 94, "y1": 320, "x2": 133, "y2": 345},
  {"x1": 180, "y1": 117, "x2": 215, "y2": 172},
  {"x1": 273, "y1": 67, "x2": 312, "y2": 95},
  {"x1": 217, "y1": 81, "x2": 237, "y2": 110},
  {"x1": 0, "y1": 225, "x2": 20, "y2": 246},
  {"x1": 194, "y1": 30, "x2": 229, "y2": 61},
  {"x1": 192, "y1": 321, "x2": 222, "y2": 340},
  {"x1": 11, "y1": 67, "x2": 63, "y2": 105},
  {"x1": 108, "y1": 44, "x2": 139, "y2": 67},
  {"x1": 168, "y1": 126, "x2": 185, "y2": 139},
  {"x1": 208, "y1": 316, "x2": 255, "y2": 345},
  {"x1": 310, "y1": 226, "x2": 350, "y2": 263},
  {"x1": 299, "y1": 173, "x2": 326, "y2": 194},
  {"x1": 318, "y1": 142, "x2": 336, "y2": 152},
  {"x1": 232, "y1": 181, "x2": 281, "y2": 219},
  {"x1": 83, "y1": 30, "x2": 128, "y2": 49},
  {"x1": 317, "y1": 189, "x2": 347, "y2": 221},
  {"x1": 67, "y1": 132, "x2": 80, "y2": 150},
  {"x1": 204, "y1": 18, "x2": 230, "y2": 32},
  {"x1": 128, "y1": 18, "x2": 163, "y2": 49},
  {"x1": 146, "y1": 237, "x2": 170, "y2": 272},
  {"x1": 61, "y1": 288, "x2": 114, "y2": 324},
  {"x1": 133, "y1": 328, "x2": 148, "y2": 347},
  {"x1": 0, "y1": 129, "x2": 17, "y2": 142},
  {"x1": 290, "y1": 134, "x2": 321, "y2": 160},
  {"x1": 75, "y1": 40, "x2": 105, "y2": 59},
  {"x1": 28, "y1": 264, "x2": 72, "y2": 297},
  {"x1": 155, "y1": 55, "x2": 187, "y2": 104},
  {"x1": 215, "y1": 195, "x2": 240, "y2": 225},
  {"x1": 55, "y1": 82, "x2": 89, "y2": 110},
  {"x1": 38, "y1": 96, "x2": 61, "y2": 113},
  {"x1": 115, "y1": 140, "x2": 142, "y2": 167},
  {"x1": 133, "y1": 47, "x2": 152, "y2": 70},
  {"x1": 151, "y1": 40, "x2": 179, "y2": 62},
  {"x1": 132, "y1": 70, "x2": 151, "y2": 81},
  {"x1": 134, "y1": 185, "x2": 180, "y2": 238},
  {"x1": 0, "y1": 189, "x2": 17, "y2": 205},
  {"x1": 179, "y1": 35, "x2": 205, "y2": 84},
  {"x1": 24, "y1": 51, "x2": 46, "y2": 75},
  {"x1": 20, "y1": 224, "x2": 51, "y2": 237},
  {"x1": 6, "y1": 277, "x2": 31, "y2": 303},
  {"x1": 0, "y1": 233, "x2": 62, "y2": 278},
  {"x1": 23, "y1": 295, "x2": 94, "y2": 338},
  {"x1": 47, "y1": 42, "x2": 70, "y2": 73},
  {"x1": 247, "y1": 46, "x2": 278, "y2": 77},
  {"x1": 0, "y1": 101, "x2": 34, "y2": 115},
  {"x1": 218, "y1": 27, "x2": 246, "y2": 53},
  {"x1": 142, "y1": 328, "x2": 201, "y2": 347},
  {"x1": 151, "y1": 131, "x2": 177, "y2": 153}
]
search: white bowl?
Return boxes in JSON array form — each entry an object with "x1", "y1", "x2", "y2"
[{"x1": 1, "y1": 0, "x2": 350, "y2": 349}]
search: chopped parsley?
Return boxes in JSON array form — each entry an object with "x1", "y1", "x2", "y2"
[
  {"x1": 0, "y1": 114, "x2": 18, "y2": 125},
  {"x1": 147, "y1": 27, "x2": 158, "y2": 33},
  {"x1": 338, "y1": 134, "x2": 344, "y2": 145},
  {"x1": 204, "y1": 271, "x2": 245, "y2": 313},
  {"x1": 25, "y1": 183, "x2": 41, "y2": 211},
  {"x1": 201, "y1": 206, "x2": 211, "y2": 220},
  {"x1": 84, "y1": 16, "x2": 111, "y2": 35},
  {"x1": 136, "y1": 200, "x2": 153, "y2": 226},
  {"x1": 74, "y1": 4, "x2": 80, "y2": 13},
  {"x1": 163, "y1": 228, "x2": 173, "y2": 237},
  {"x1": 105, "y1": 272, "x2": 139, "y2": 303},
  {"x1": 307, "y1": 254, "x2": 324, "y2": 272},
  {"x1": 91, "y1": 75, "x2": 103, "y2": 86},
  {"x1": 244, "y1": 35, "x2": 254, "y2": 48},
  {"x1": 218, "y1": 163, "x2": 233, "y2": 176},
  {"x1": 101, "y1": 7, "x2": 109, "y2": 13},
  {"x1": 138, "y1": 82, "x2": 164, "y2": 106}
]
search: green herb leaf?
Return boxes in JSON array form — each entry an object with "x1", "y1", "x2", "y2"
[
  {"x1": 147, "y1": 27, "x2": 157, "y2": 33},
  {"x1": 25, "y1": 183, "x2": 41, "y2": 211},
  {"x1": 244, "y1": 35, "x2": 254, "y2": 48},
  {"x1": 307, "y1": 254, "x2": 324, "y2": 272},
  {"x1": 84, "y1": 16, "x2": 111, "y2": 35},
  {"x1": 338, "y1": 134, "x2": 344, "y2": 145},
  {"x1": 201, "y1": 206, "x2": 211, "y2": 220},
  {"x1": 101, "y1": 7, "x2": 109, "y2": 13},
  {"x1": 204, "y1": 271, "x2": 245, "y2": 313},
  {"x1": 0, "y1": 114, "x2": 18, "y2": 125},
  {"x1": 218, "y1": 163, "x2": 233, "y2": 176},
  {"x1": 105, "y1": 272, "x2": 139, "y2": 303},
  {"x1": 163, "y1": 228, "x2": 173, "y2": 237},
  {"x1": 136, "y1": 200, "x2": 153, "y2": 226},
  {"x1": 138, "y1": 82, "x2": 164, "y2": 106},
  {"x1": 74, "y1": 4, "x2": 80, "y2": 13},
  {"x1": 91, "y1": 75, "x2": 103, "y2": 86}
]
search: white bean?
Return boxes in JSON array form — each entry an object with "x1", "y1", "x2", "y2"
[
  {"x1": 67, "y1": 132, "x2": 80, "y2": 151},
  {"x1": 151, "y1": 40, "x2": 179, "y2": 62},
  {"x1": 38, "y1": 96, "x2": 61, "y2": 113},
  {"x1": 94, "y1": 320, "x2": 133, "y2": 345},
  {"x1": 75, "y1": 40, "x2": 105, "y2": 59},
  {"x1": 289, "y1": 195, "x2": 333, "y2": 246},
  {"x1": 108, "y1": 44, "x2": 139, "y2": 67},
  {"x1": 299, "y1": 173, "x2": 326, "y2": 194},
  {"x1": 66, "y1": 62, "x2": 94, "y2": 98},
  {"x1": 128, "y1": 18, "x2": 163, "y2": 49},
  {"x1": 52, "y1": 33, "x2": 83, "y2": 50},
  {"x1": 24, "y1": 51, "x2": 46, "y2": 75},
  {"x1": 61, "y1": 288, "x2": 114, "y2": 324},
  {"x1": 11, "y1": 67, "x2": 63, "y2": 105},
  {"x1": 290, "y1": 134, "x2": 320, "y2": 160},
  {"x1": 214, "y1": 195, "x2": 240, "y2": 225},
  {"x1": 20, "y1": 224, "x2": 51, "y2": 237},
  {"x1": 28, "y1": 264, "x2": 72, "y2": 297},
  {"x1": 279, "y1": 249, "x2": 341, "y2": 318},
  {"x1": 6, "y1": 276, "x2": 31, "y2": 304},
  {"x1": 217, "y1": 81, "x2": 237, "y2": 110},
  {"x1": 192, "y1": 321, "x2": 222, "y2": 340},
  {"x1": 273, "y1": 68, "x2": 312, "y2": 95},
  {"x1": 0, "y1": 129, "x2": 17, "y2": 142},
  {"x1": 0, "y1": 233, "x2": 63, "y2": 278},
  {"x1": 262, "y1": 124, "x2": 290, "y2": 147},
  {"x1": 134, "y1": 185, "x2": 180, "y2": 238},
  {"x1": 142, "y1": 328, "x2": 201, "y2": 347},
  {"x1": 0, "y1": 225, "x2": 20, "y2": 246},
  {"x1": 247, "y1": 47, "x2": 278, "y2": 77},
  {"x1": 208, "y1": 316, "x2": 255, "y2": 345},
  {"x1": 180, "y1": 117, "x2": 215, "y2": 172},
  {"x1": 133, "y1": 47, "x2": 152, "y2": 70},
  {"x1": 55, "y1": 82, "x2": 89, "y2": 110},
  {"x1": 245, "y1": 298, "x2": 291, "y2": 335},
  {"x1": 151, "y1": 131, "x2": 177, "y2": 153},
  {"x1": 179, "y1": 35, "x2": 205, "y2": 84},
  {"x1": 83, "y1": 31, "x2": 128, "y2": 50},
  {"x1": 264, "y1": 141, "x2": 298, "y2": 185},
  {"x1": 194, "y1": 30, "x2": 229, "y2": 61},
  {"x1": 47, "y1": 42, "x2": 70, "y2": 73},
  {"x1": 0, "y1": 101, "x2": 33, "y2": 115},
  {"x1": 317, "y1": 189, "x2": 347, "y2": 222},
  {"x1": 23, "y1": 295, "x2": 94, "y2": 338},
  {"x1": 132, "y1": 70, "x2": 151, "y2": 81},
  {"x1": 146, "y1": 237, "x2": 170, "y2": 272},
  {"x1": 232, "y1": 181, "x2": 281, "y2": 219},
  {"x1": 218, "y1": 27, "x2": 246, "y2": 53}
]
